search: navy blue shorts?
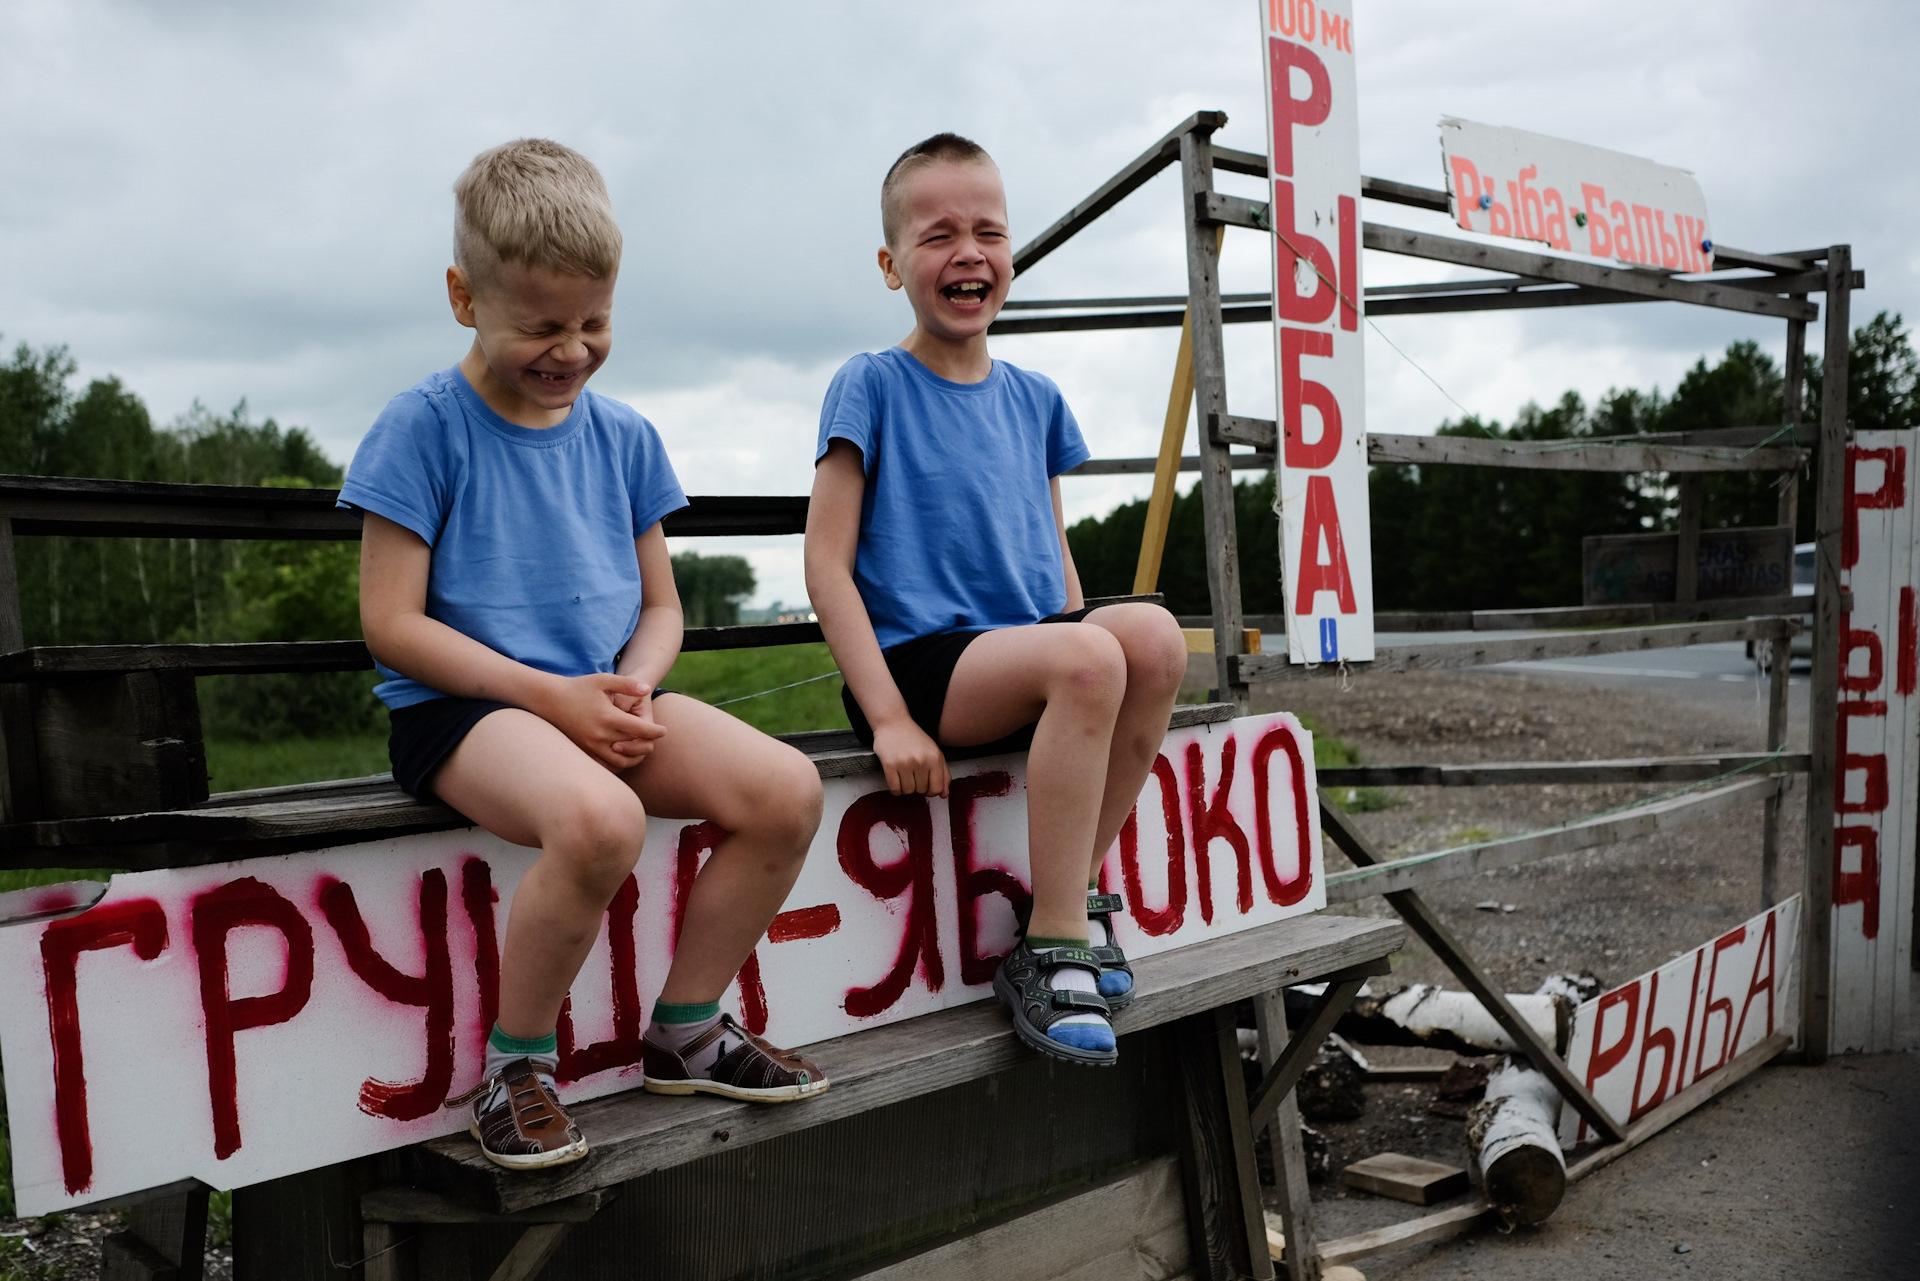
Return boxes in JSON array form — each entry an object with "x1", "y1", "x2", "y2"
[
  {"x1": 388, "y1": 691, "x2": 680, "y2": 800},
  {"x1": 841, "y1": 606, "x2": 1097, "y2": 750}
]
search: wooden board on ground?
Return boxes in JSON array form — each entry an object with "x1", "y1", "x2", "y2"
[{"x1": 1339, "y1": 1153, "x2": 1469, "y2": 1205}]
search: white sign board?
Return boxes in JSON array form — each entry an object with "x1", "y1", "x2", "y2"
[
  {"x1": 1440, "y1": 118, "x2": 1714, "y2": 272},
  {"x1": 1829, "y1": 434, "x2": 1918, "y2": 1052},
  {"x1": 1, "y1": 714, "x2": 1324, "y2": 1215},
  {"x1": 1260, "y1": 0, "x2": 1375, "y2": 663},
  {"x1": 1560, "y1": 897, "x2": 1800, "y2": 1147}
]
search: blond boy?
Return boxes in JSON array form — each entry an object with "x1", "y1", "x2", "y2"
[
  {"x1": 342, "y1": 139, "x2": 828, "y2": 1169},
  {"x1": 805, "y1": 134, "x2": 1187, "y2": 1065}
]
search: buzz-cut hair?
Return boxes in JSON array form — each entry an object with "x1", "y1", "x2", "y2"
[
  {"x1": 880, "y1": 132, "x2": 998, "y2": 248},
  {"x1": 453, "y1": 138, "x2": 622, "y2": 288}
]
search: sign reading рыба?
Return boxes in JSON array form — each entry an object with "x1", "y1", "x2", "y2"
[
  {"x1": 1261, "y1": 0, "x2": 1375, "y2": 665},
  {"x1": 1440, "y1": 117, "x2": 1714, "y2": 273}
]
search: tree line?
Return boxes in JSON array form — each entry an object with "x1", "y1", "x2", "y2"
[{"x1": 1067, "y1": 313, "x2": 1920, "y2": 614}]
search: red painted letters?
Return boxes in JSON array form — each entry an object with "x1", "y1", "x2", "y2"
[
  {"x1": 319, "y1": 871, "x2": 454, "y2": 1121},
  {"x1": 838, "y1": 791, "x2": 942, "y2": 1017}
]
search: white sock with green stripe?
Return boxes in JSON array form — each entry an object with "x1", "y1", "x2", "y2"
[
  {"x1": 483, "y1": 1024, "x2": 558, "y2": 1109},
  {"x1": 648, "y1": 999, "x2": 731, "y2": 1076}
]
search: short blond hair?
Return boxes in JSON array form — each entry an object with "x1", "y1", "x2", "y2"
[
  {"x1": 453, "y1": 139, "x2": 622, "y2": 287},
  {"x1": 881, "y1": 132, "x2": 997, "y2": 248}
]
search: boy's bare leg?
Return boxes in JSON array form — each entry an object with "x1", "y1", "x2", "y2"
[
  {"x1": 1080, "y1": 603, "x2": 1188, "y2": 883},
  {"x1": 433, "y1": 709, "x2": 652, "y2": 1041},
  {"x1": 940, "y1": 623, "x2": 1127, "y2": 940},
  {"x1": 627, "y1": 694, "x2": 823, "y2": 1004}
]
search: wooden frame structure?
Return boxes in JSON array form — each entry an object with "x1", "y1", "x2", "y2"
[{"x1": 987, "y1": 110, "x2": 1861, "y2": 1274}]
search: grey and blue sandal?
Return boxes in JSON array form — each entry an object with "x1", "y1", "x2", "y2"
[
  {"x1": 992, "y1": 941, "x2": 1118, "y2": 1067},
  {"x1": 1087, "y1": 891, "x2": 1137, "y2": 1010}
]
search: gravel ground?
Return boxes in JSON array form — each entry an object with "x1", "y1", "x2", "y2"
[{"x1": 1250, "y1": 668, "x2": 1920, "y2": 1280}]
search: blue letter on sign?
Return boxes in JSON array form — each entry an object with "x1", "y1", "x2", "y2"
[{"x1": 1319, "y1": 617, "x2": 1339, "y2": 661}]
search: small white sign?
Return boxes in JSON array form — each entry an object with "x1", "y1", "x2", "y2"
[
  {"x1": 1560, "y1": 897, "x2": 1800, "y2": 1146},
  {"x1": 1440, "y1": 117, "x2": 1714, "y2": 272},
  {"x1": 1261, "y1": 0, "x2": 1375, "y2": 664},
  {"x1": 0, "y1": 714, "x2": 1324, "y2": 1214}
]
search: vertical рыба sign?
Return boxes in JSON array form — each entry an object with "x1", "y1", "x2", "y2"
[{"x1": 1261, "y1": 0, "x2": 1374, "y2": 663}]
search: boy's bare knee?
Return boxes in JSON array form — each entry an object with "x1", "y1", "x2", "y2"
[
  {"x1": 551, "y1": 787, "x2": 647, "y2": 892},
  {"x1": 1129, "y1": 608, "x2": 1189, "y2": 692},
  {"x1": 757, "y1": 750, "x2": 825, "y2": 848},
  {"x1": 1048, "y1": 624, "x2": 1127, "y2": 709}
]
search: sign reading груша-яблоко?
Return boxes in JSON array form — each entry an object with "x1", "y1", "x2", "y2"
[
  {"x1": 1261, "y1": 0, "x2": 1375, "y2": 665},
  {"x1": 1440, "y1": 117, "x2": 1715, "y2": 271},
  {"x1": 0, "y1": 713, "x2": 1323, "y2": 1215}
]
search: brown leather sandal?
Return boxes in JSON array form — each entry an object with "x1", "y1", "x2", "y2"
[
  {"x1": 446, "y1": 1057, "x2": 588, "y2": 1170},
  {"x1": 642, "y1": 1014, "x2": 829, "y2": 1103}
]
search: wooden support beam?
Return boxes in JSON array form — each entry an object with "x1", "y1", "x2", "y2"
[
  {"x1": 1318, "y1": 799, "x2": 1628, "y2": 1144},
  {"x1": 1802, "y1": 245, "x2": 1853, "y2": 1062},
  {"x1": 1134, "y1": 228, "x2": 1220, "y2": 595},
  {"x1": 1068, "y1": 452, "x2": 1273, "y2": 477},
  {"x1": 1178, "y1": 124, "x2": 1247, "y2": 707},
  {"x1": 1761, "y1": 635, "x2": 1793, "y2": 908},
  {"x1": 1363, "y1": 225, "x2": 1820, "y2": 321},
  {"x1": 1366, "y1": 430, "x2": 1807, "y2": 473},
  {"x1": 1254, "y1": 991, "x2": 1320, "y2": 1281},
  {"x1": 1323, "y1": 777, "x2": 1769, "y2": 902},
  {"x1": 1011, "y1": 111, "x2": 1225, "y2": 277},
  {"x1": 1237, "y1": 616, "x2": 1796, "y2": 683},
  {"x1": 1174, "y1": 1009, "x2": 1274, "y2": 1281},
  {"x1": 1246, "y1": 973, "x2": 1372, "y2": 1135},
  {"x1": 1318, "y1": 750, "x2": 1809, "y2": 790},
  {"x1": 1370, "y1": 593, "x2": 1817, "y2": 632}
]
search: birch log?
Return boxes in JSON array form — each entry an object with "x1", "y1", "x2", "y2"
[{"x1": 1467, "y1": 1057, "x2": 1567, "y2": 1226}]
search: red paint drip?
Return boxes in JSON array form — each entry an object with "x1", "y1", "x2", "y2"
[
  {"x1": 557, "y1": 874, "x2": 645, "y2": 1082},
  {"x1": 192, "y1": 878, "x2": 315, "y2": 1161},
  {"x1": 459, "y1": 858, "x2": 500, "y2": 1064},
  {"x1": 768, "y1": 904, "x2": 842, "y2": 944},
  {"x1": 1899, "y1": 586, "x2": 1917, "y2": 697},
  {"x1": 948, "y1": 770, "x2": 1029, "y2": 986},
  {"x1": 838, "y1": 789, "x2": 941, "y2": 1018},
  {"x1": 319, "y1": 870, "x2": 454, "y2": 1121},
  {"x1": 1119, "y1": 754, "x2": 1187, "y2": 936},
  {"x1": 42, "y1": 899, "x2": 169, "y2": 1194},
  {"x1": 673, "y1": 822, "x2": 768, "y2": 1035}
]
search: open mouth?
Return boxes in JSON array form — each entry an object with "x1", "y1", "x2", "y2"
[
  {"x1": 941, "y1": 281, "x2": 991, "y2": 305},
  {"x1": 531, "y1": 370, "x2": 579, "y2": 388}
]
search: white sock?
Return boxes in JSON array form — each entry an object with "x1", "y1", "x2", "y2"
[{"x1": 1029, "y1": 941, "x2": 1111, "y2": 1042}]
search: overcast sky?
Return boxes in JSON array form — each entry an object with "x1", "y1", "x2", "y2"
[{"x1": 4, "y1": 0, "x2": 1915, "y2": 606}]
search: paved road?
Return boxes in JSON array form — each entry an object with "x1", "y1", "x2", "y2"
[{"x1": 1261, "y1": 630, "x2": 1813, "y2": 743}]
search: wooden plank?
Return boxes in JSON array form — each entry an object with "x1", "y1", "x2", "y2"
[
  {"x1": 1237, "y1": 617, "x2": 1795, "y2": 684},
  {"x1": 1246, "y1": 974, "x2": 1374, "y2": 1137},
  {"x1": 411, "y1": 912, "x2": 1405, "y2": 1214},
  {"x1": 1208, "y1": 413, "x2": 1276, "y2": 451},
  {"x1": 1761, "y1": 635, "x2": 1792, "y2": 908},
  {"x1": 1564, "y1": 1032, "x2": 1789, "y2": 1183},
  {"x1": 361, "y1": 1186, "x2": 612, "y2": 1225},
  {"x1": 0, "y1": 701, "x2": 1233, "y2": 866},
  {"x1": 33, "y1": 671, "x2": 208, "y2": 818},
  {"x1": 1363, "y1": 224, "x2": 1820, "y2": 321},
  {"x1": 1011, "y1": 112, "x2": 1224, "y2": 277},
  {"x1": 0, "y1": 516, "x2": 40, "y2": 823},
  {"x1": 1801, "y1": 246, "x2": 1852, "y2": 1062},
  {"x1": 1318, "y1": 751, "x2": 1809, "y2": 789},
  {"x1": 1374, "y1": 593, "x2": 1814, "y2": 632},
  {"x1": 1069, "y1": 453, "x2": 1273, "y2": 477},
  {"x1": 486, "y1": 1223, "x2": 573, "y2": 1281},
  {"x1": 1317, "y1": 800, "x2": 1626, "y2": 1144},
  {"x1": 1674, "y1": 477, "x2": 1704, "y2": 602},
  {"x1": 1254, "y1": 992, "x2": 1320, "y2": 1281},
  {"x1": 851, "y1": 1156, "x2": 1191, "y2": 1281},
  {"x1": 1340, "y1": 1153, "x2": 1469, "y2": 1205},
  {"x1": 1366, "y1": 430, "x2": 1806, "y2": 473},
  {"x1": 1324, "y1": 777, "x2": 1767, "y2": 903},
  {"x1": 1315, "y1": 1200, "x2": 1492, "y2": 1268},
  {"x1": 1179, "y1": 128, "x2": 1246, "y2": 706}
]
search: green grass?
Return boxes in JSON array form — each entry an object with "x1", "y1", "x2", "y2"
[
  {"x1": 664, "y1": 642, "x2": 848, "y2": 737},
  {"x1": 203, "y1": 732, "x2": 390, "y2": 793},
  {"x1": 1295, "y1": 711, "x2": 1398, "y2": 813}
]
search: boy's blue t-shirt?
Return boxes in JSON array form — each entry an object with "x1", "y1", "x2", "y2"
[
  {"x1": 337, "y1": 367, "x2": 688, "y2": 709},
  {"x1": 816, "y1": 348, "x2": 1091, "y2": 650}
]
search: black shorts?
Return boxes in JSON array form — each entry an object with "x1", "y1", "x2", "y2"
[
  {"x1": 388, "y1": 690, "x2": 680, "y2": 800},
  {"x1": 841, "y1": 606, "x2": 1098, "y2": 751}
]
